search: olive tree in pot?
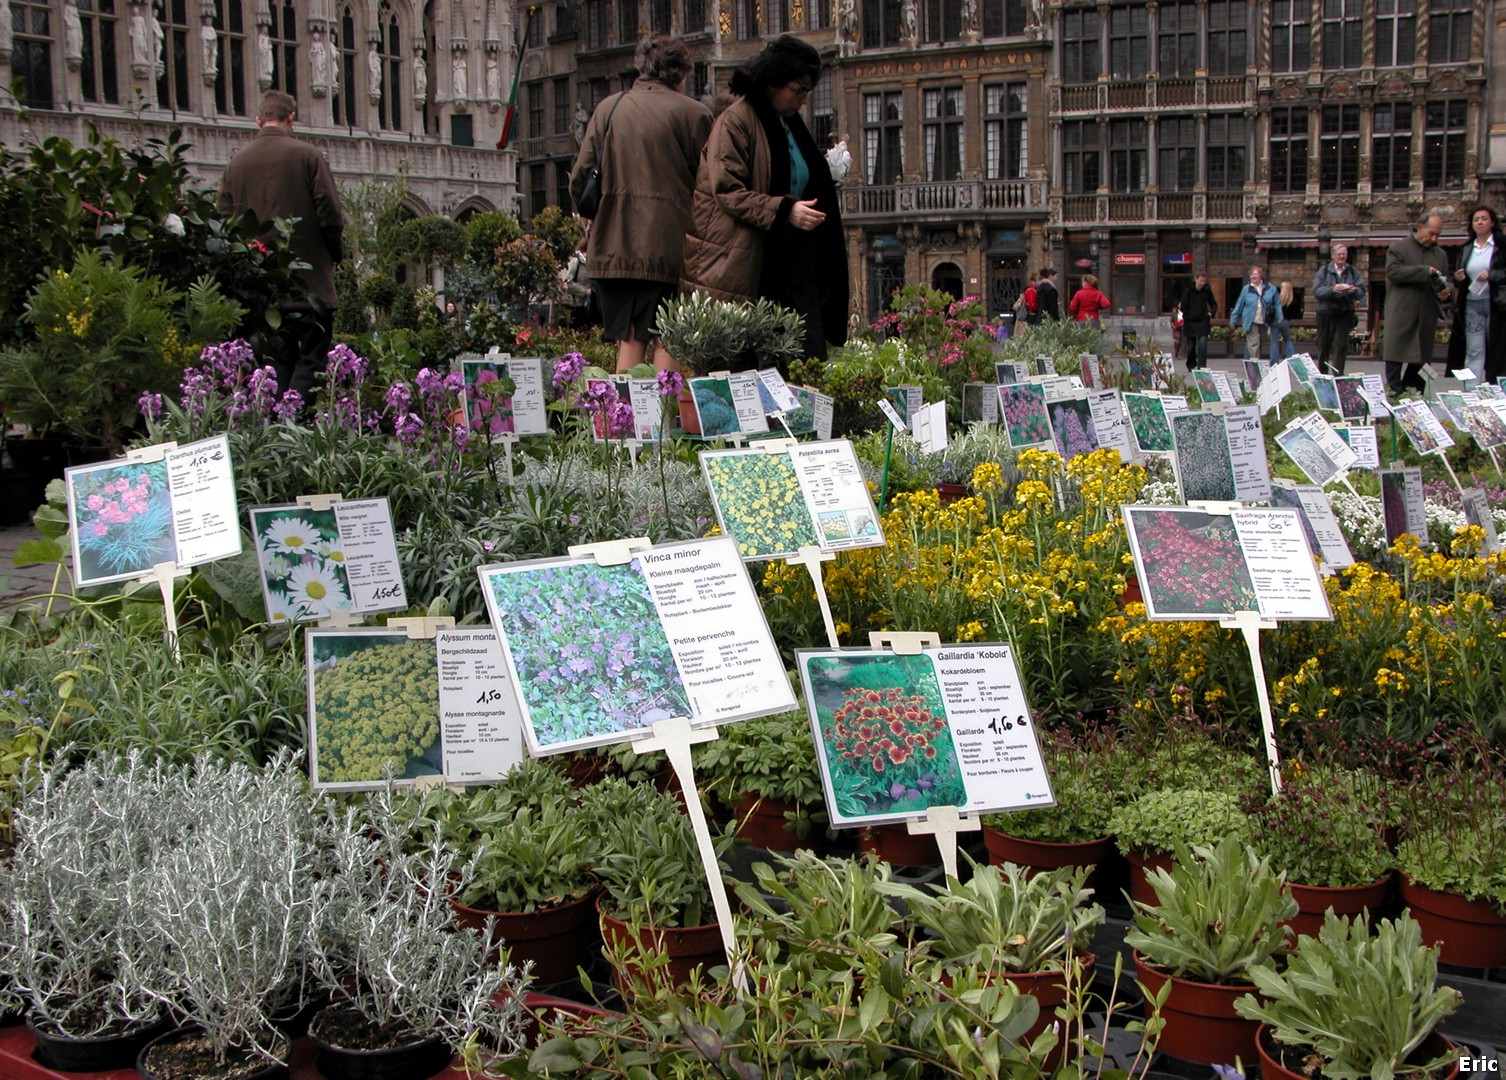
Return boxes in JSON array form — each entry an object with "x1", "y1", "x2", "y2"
[
  {"x1": 1235, "y1": 911, "x2": 1462, "y2": 1080},
  {"x1": 1123, "y1": 836, "x2": 1296, "y2": 1068},
  {"x1": 305, "y1": 786, "x2": 529, "y2": 1080}
]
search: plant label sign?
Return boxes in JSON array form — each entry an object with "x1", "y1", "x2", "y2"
[
  {"x1": 1435, "y1": 391, "x2": 1480, "y2": 427},
  {"x1": 1045, "y1": 392, "x2": 1102, "y2": 461},
  {"x1": 1458, "y1": 402, "x2": 1506, "y2": 449},
  {"x1": 478, "y1": 536, "x2": 796, "y2": 756},
  {"x1": 1275, "y1": 412, "x2": 1358, "y2": 488},
  {"x1": 962, "y1": 383, "x2": 1001, "y2": 424},
  {"x1": 797, "y1": 646, "x2": 1052, "y2": 829},
  {"x1": 1460, "y1": 487, "x2": 1502, "y2": 554},
  {"x1": 1122, "y1": 506, "x2": 1331, "y2": 621},
  {"x1": 1359, "y1": 374, "x2": 1393, "y2": 417},
  {"x1": 1170, "y1": 406, "x2": 1272, "y2": 504},
  {"x1": 1287, "y1": 354, "x2": 1316, "y2": 385},
  {"x1": 1379, "y1": 467, "x2": 1429, "y2": 545},
  {"x1": 1125, "y1": 392, "x2": 1175, "y2": 455},
  {"x1": 1036, "y1": 375, "x2": 1076, "y2": 400},
  {"x1": 1333, "y1": 424, "x2": 1380, "y2": 469},
  {"x1": 1032, "y1": 354, "x2": 1057, "y2": 377},
  {"x1": 1087, "y1": 390, "x2": 1133, "y2": 462},
  {"x1": 756, "y1": 368, "x2": 801, "y2": 414},
  {"x1": 1333, "y1": 376, "x2": 1370, "y2": 422},
  {"x1": 1191, "y1": 369, "x2": 1237, "y2": 405},
  {"x1": 1390, "y1": 400, "x2": 1454, "y2": 457},
  {"x1": 625, "y1": 377, "x2": 666, "y2": 441},
  {"x1": 728, "y1": 372, "x2": 771, "y2": 435},
  {"x1": 1080, "y1": 354, "x2": 1103, "y2": 388},
  {"x1": 998, "y1": 382, "x2": 1053, "y2": 450},
  {"x1": 701, "y1": 440, "x2": 884, "y2": 561},
  {"x1": 911, "y1": 401, "x2": 948, "y2": 455},
  {"x1": 995, "y1": 360, "x2": 1031, "y2": 386},
  {"x1": 460, "y1": 355, "x2": 548, "y2": 436},
  {"x1": 66, "y1": 434, "x2": 241, "y2": 587},
  {"x1": 808, "y1": 387, "x2": 835, "y2": 440},
  {"x1": 1270, "y1": 481, "x2": 1355, "y2": 569},
  {"x1": 249, "y1": 498, "x2": 406, "y2": 623},
  {"x1": 885, "y1": 386, "x2": 924, "y2": 425},
  {"x1": 1257, "y1": 360, "x2": 1294, "y2": 415},
  {"x1": 435, "y1": 627, "x2": 527, "y2": 782}
]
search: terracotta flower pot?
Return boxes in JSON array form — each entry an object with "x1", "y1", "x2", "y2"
[
  {"x1": 1256, "y1": 1023, "x2": 1460, "y2": 1080},
  {"x1": 1398, "y1": 874, "x2": 1506, "y2": 968},
  {"x1": 1132, "y1": 952, "x2": 1261, "y2": 1066},
  {"x1": 677, "y1": 388, "x2": 701, "y2": 436},
  {"x1": 1284, "y1": 875, "x2": 1392, "y2": 941},
  {"x1": 983, "y1": 827, "x2": 1112, "y2": 873},
  {"x1": 733, "y1": 794, "x2": 807, "y2": 852},
  {"x1": 597, "y1": 895, "x2": 725, "y2": 995},
  {"x1": 935, "y1": 482, "x2": 971, "y2": 505},
  {"x1": 451, "y1": 890, "x2": 601, "y2": 989},
  {"x1": 857, "y1": 823, "x2": 939, "y2": 866},
  {"x1": 965, "y1": 953, "x2": 1096, "y2": 1072},
  {"x1": 1124, "y1": 847, "x2": 1174, "y2": 907}
]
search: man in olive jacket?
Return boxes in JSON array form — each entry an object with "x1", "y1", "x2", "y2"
[
  {"x1": 1383, "y1": 211, "x2": 1453, "y2": 395},
  {"x1": 570, "y1": 34, "x2": 711, "y2": 372},
  {"x1": 219, "y1": 90, "x2": 344, "y2": 400}
]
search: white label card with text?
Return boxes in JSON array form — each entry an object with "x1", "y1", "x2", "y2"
[
  {"x1": 333, "y1": 499, "x2": 408, "y2": 611},
  {"x1": 436, "y1": 627, "x2": 526, "y2": 782}
]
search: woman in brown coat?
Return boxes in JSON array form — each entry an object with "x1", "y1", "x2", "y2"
[{"x1": 680, "y1": 36, "x2": 848, "y2": 367}]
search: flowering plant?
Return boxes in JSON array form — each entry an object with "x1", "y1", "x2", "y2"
[
  {"x1": 69, "y1": 460, "x2": 174, "y2": 581},
  {"x1": 1253, "y1": 769, "x2": 1391, "y2": 887}
]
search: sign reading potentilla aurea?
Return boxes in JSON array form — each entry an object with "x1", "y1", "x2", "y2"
[{"x1": 797, "y1": 645, "x2": 1053, "y2": 829}]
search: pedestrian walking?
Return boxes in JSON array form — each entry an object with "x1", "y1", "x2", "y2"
[
  {"x1": 1384, "y1": 210, "x2": 1453, "y2": 395},
  {"x1": 1312, "y1": 244, "x2": 1365, "y2": 375}
]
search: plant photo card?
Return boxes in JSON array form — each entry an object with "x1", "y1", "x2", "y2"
[
  {"x1": 962, "y1": 383, "x2": 1000, "y2": 424},
  {"x1": 995, "y1": 360, "x2": 1031, "y2": 386},
  {"x1": 1171, "y1": 406, "x2": 1271, "y2": 503},
  {"x1": 1460, "y1": 487, "x2": 1503, "y2": 554},
  {"x1": 1390, "y1": 400, "x2": 1454, "y2": 457},
  {"x1": 1434, "y1": 391, "x2": 1479, "y2": 427},
  {"x1": 249, "y1": 498, "x2": 406, "y2": 623},
  {"x1": 1287, "y1": 354, "x2": 1316, "y2": 385},
  {"x1": 1046, "y1": 394, "x2": 1100, "y2": 460},
  {"x1": 306, "y1": 626, "x2": 526, "y2": 790},
  {"x1": 998, "y1": 382, "x2": 1052, "y2": 449},
  {"x1": 1310, "y1": 375, "x2": 1342, "y2": 413},
  {"x1": 1379, "y1": 467, "x2": 1428, "y2": 545},
  {"x1": 798, "y1": 645, "x2": 1052, "y2": 828},
  {"x1": 701, "y1": 440, "x2": 883, "y2": 561},
  {"x1": 66, "y1": 435, "x2": 240, "y2": 587},
  {"x1": 1125, "y1": 393, "x2": 1175, "y2": 454},
  {"x1": 459, "y1": 355, "x2": 548, "y2": 436},
  {"x1": 1270, "y1": 481, "x2": 1354, "y2": 569},
  {"x1": 1122, "y1": 506, "x2": 1330, "y2": 621},
  {"x1": 1275, "y1": 412, "x2": 1358, "y2": 488},
  {"x1": 688, "y1": 376, "x2": 742, "y2": 438},
  {"x1": 479, "y1": 536, "x2": 796, "y2": 755},
  {"x1": 1459, "y1": 402, "x2": 1506, "y2": 449},
  {"x1": 1334, "y1": 376, "x2": 1370, "y2": 422},
  {"x1": 1332, "y1": 424, "x2": 1380, "y2": 470}
]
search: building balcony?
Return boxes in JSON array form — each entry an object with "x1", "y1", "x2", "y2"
[
  {"x1": 1055, "y1": 75, "x2": 1253, "y2": 115},
  {"x1": 1057, "y1": 191, "x2": 1254, "y2": 226},
  {"x1": 841, "y1": 178, "x2": 1049, "y2": 220}
]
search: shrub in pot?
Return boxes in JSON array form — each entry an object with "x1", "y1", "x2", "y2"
[
  {"x1": 1106, "y1": 787, "x2": 1251, "y2": 904},
  {"x1": 1394, "y1": 802, "x2": 1506, "y2": 968},
  {"x1": 1124, "y1": 836, "x2": 1296, "y2": 1066},
  {"x1": 306, "y1": 790, "x2": 528, "y2": 1080},
  {"x1": 1235, "y1": 911, "x2": 1462, "y2": 1080},
  {"x1": 654, "y1": 293, "x2": 805, "y2": 378},
  {"x1": 696, "y1": 710, "x2": 828, "y2": 851},
  {"x1": 735, "y1": 851, "x2": 901, "y2": 975}
]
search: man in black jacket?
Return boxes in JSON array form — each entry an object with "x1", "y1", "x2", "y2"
[
  {"x1": 1180, "y1": 273, "x2": 1218, "y2": 370},
  {"x1": 1035, "y1": 267, "x2": 1060, "y2": 321}
]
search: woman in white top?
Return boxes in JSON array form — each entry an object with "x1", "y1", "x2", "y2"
[{"x1": 1449, "y1": 204, "x2": 1506, "y2": 384}]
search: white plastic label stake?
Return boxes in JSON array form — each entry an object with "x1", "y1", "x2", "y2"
[
  {"x1": 788, "y1": 546, "x2": 840, "y2": 647},
  {"x1": 316, "y1": 608, "x2": 362, "y2": 629},
  {"x1": 386, "y1": 616, "x2": 457, "y2": 640},
  {"x1": 1219, "y1": 610, "x2": 1282, "y2": 796},
  {"x1": 631, "y1": 716, "x2": 748, "y2": 994},
  {"x1": 296, "y1": 493, "x2": 345, "y2": 511},
  {"x1": 144, "y1": 561, "x2": 183, "y2": 660},
  {"x1": 905, "y1": 804, "x2": 980, "y2": 882},
  {"x1": 867, "y1": 631, "x2": 942, "y2": 654},
  {"x1": 567, "y1": 537, "x2": 653, "y2": 566}
]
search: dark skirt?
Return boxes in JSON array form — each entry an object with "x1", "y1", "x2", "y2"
[{"x1": 760, "y1": 222, "x2": 828, "y2": 363}]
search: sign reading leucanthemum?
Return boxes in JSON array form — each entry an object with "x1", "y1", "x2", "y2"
[
  {"x1": 249, "y1": 498, "x2": 406, "y2": 622},
  {"x1": 305, "y1": 625, "x2": 526, "y2": 790},
  {"x1": 66, "y1": 435, "x2": 240, "y2": 587},
  {"x1": 797, "y1": 646, "x2": 1052, "y2": 828},
  {"x1": 701, "y1": 441, "x2": 883, "y2": 560},
  {"x1": 478, "y1": 537, "x2": 796, "y2": 755},
  {"x1": 1122, "y1": 506, "x2": 1331, "y2": 621}
]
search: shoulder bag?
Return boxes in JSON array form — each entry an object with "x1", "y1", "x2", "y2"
[{"x1": 574, "y1": 93, "x2": 626, "y2": 220}]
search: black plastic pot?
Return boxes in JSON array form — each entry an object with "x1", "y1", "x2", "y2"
[
  {"x1": 26, "y1": 1013, "x2": 172, "y2": 1072},
  {"x1": 308, "y1": 1005, "x2": 452, "y2": 1080},
  {"x1": 136, "y1": 1025, "x2": 290, "y2": 1080}
]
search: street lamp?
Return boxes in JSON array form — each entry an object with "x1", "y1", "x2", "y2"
[{"x1": 1317, "y1": 225, "x2": 1332, "y2": 262}]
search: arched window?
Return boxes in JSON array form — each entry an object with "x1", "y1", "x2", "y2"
[
  {"x1": 156, "y1": 0, "x2": 192, "y2": 111},
  {"x1": 331, "y1": 5, "x2": 356, "y2": 125},
  {"x1": 78, "y1": 0, "x2": 120, "y2": 105},
  {"x1": 212, "y1": 0, "x2": 248, "y2": 115},
  {"x1": 376, "y1": 3, "x2": 401, "y2": 129},
  {"x1": 265, "y1": 0, "x2": 296, "y2": 97}
]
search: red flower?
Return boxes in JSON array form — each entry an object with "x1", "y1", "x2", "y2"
[{"x1": 888, "y1": 746, "x2": 911, "y2": 765}]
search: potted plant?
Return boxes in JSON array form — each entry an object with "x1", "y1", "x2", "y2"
[
  {"x1": 414, "y1": 762, "x2": 601, "y2": 989},
  {"x1": 1394, "y1": 773, "x2": 1506, "y2": 969},
  {"x1": 734, "y1": 850, "x2": 900, "y2": 975},
  {"x1": 585, "y1": 778, "x2": 731, "y2": 994},
  {"x1": 1106, "y1": 787, "x2": 1252, "y2": 904},
  {"x1": 1124, "y1": 836, "x2": 1296, "y2": 1067},
  {"x1": 1234, "y1": 912, "x2": 1463, "y2": 1080},
  {"x1": 695, "y1": 710, "x2": 828, "y2": 852},
  {"x1": 1253, "y1": 770, "x2": 1392, "y2": 939},
  {"x1": 0, "y1": 758, "x2": 170, "y2": 1072},
  {"x1": 878, "y1": 858, "x2": 1104, "y2": 1069},
  {"x1": 306, "y1": 794, "x2": 528, "y2": 1080},
  {"x1": 981, "y1": 729, "x2": 1121, "y2": 881},
  {"x1": 654, "y1": 294, "x2": 804, "y2": 433}
]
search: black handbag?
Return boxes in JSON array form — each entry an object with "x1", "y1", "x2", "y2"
[{"x1": 574, "y1": 93, "x2": 625, "y2": 220}]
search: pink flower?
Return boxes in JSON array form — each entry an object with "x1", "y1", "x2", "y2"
[
  {"x1": 91, "y1": 520, "x2": 108, "y2": 537},
  {"x1": 86, "y1": 494, "x2": 104, "y2": 511}
]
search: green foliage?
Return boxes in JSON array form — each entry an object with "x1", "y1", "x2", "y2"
[
  {"x1": 1235, "y1": 913, "x2": 1462, "y2": 1080},
  {"x1": 338, "y1": 168, "x2": 412, "y2": 276},
  {"x1": 735, "y1": 852, "x2": 900, "y2": 972},
  {"x1": 400, "y1": 214, "x2": 467, "y2": 268},
  {"x1": 655, "y1": 292, "x2": 805, "y2": 375},
  {"x1": 1106, "y1": 787, "x2": 1252, "y2": 856},
  {"x1": 0, "y1": 251, "x2": 242, "y2": 449},
  {"x1": 983, "y1": 728, "x2": 1122, "y2": 844},
  {"x1": 995, "y1": 319, "x2": 1106, "y2": 369},
  {"x1": 331, "y1": 263, "x2": 366, "y2": 334},
  {"x1": 694, "y1": 709, "x2": 826, "y2": 839},
  {"x1": 358, "y1": 273, "x2": 402, "y2": 319},
  {"x1": 800, "y1": 336, "x2": 944, "y2": 435},
  {"x1": 493, "y1": 234, "x2": 563, "y2": 310},
  {"x1": 1253, "y1": 771, "x2": 1392, "y2": 887},
  {"x1": 527, "y1": 205, "x2": 584, "y2": 263},
  {"x1": 1125, "y1": 836, "x2": 1296, "y2": 984},
  {"x1": 879, "y1": 858, "x2": 1104, "y2": 976}
]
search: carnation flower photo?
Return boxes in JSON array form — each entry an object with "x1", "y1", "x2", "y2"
[
  {"x1": 800, "y1": 651, "x2": 968, "y2": 824},
  {"x1": 998, "y1": 383, "x2": 1052, "y2": 448},
  {"x1": 67, "y1": 459, "x2": 175, "y2": 585},
  {"x1": 1170, "y1": 411, "x2": 1237, "y2": 502},
  {"x1": 1123, "y1": 507, "x2": 1259, "y2": 619},
  {"x1": 481, "y1": 559, "x2": 692, "y2": 752},
  {"x1": 1125, "y1": 393, "x2": 1174, "y2": 453}
]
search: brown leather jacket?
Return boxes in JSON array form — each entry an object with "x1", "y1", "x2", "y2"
[{"x1": 569, "y1": 79, "x2": 711, "y2": 285}]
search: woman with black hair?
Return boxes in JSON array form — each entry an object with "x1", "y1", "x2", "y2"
[
  {"x1": 680, "y1": 35, "x2": 849, "y2": 366},
  {"x1": 1448, "y1": 204, "x2": 1506, "y2": 385}
]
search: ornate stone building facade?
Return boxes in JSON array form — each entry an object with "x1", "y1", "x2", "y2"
[{"x1": 0, "y1": 0, "x2": 520, "y2": 225}]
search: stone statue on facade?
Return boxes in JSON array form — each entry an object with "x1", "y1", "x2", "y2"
[
  {"x1": 310, "y1": 31, "x2": 331, "y2": 92},
  {"x1": 0, "y1": 1, "x2": 13, "y2": 65},
  {"x1": 413, "y1": 51, "x2": 427, "y2": 104},
  {"x1": 485, "y1": 53, "x2": 500, "y2": 103},
  {"x1": 452, "y1": 52, "x2": 467, "y2": 101},
  {"x1": 129, "y1": 6, "x2": 150, "y2": 74},
  {"x1": 367, "y1": 43, "x2": 382, "y2": 101},
  {"x1": 572, "y1": 101, "x2": 588, "y2": 144},
  {"x1": 200, "y1": 21, "x2": 218, "y2": 79},
  {"x1": 150, "y1": 6, "x2": 164, "y2": 77},
  {"x1": 63, "y1": 2, "x2": 82, "y2": 69},
  {"x1": 256, "y1": 25, "x2": 272, "y2": 86},
  {"x1": 1026, "y1": 0, "x2": 1045, "y2": 37},
  {"x1": 900, "y1": 0, "x2": 917, "y2": 44}
]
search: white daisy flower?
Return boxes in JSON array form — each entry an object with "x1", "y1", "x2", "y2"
[
  {"x1": 263, "y1": 553, "x2": 293, "y2": 580},
  {"x1": 262, "y1": 516, "x2": 321, "y2": 555},
  {"x1": 315, "y1": 540, "x2": 346, "y2": 564},
  {"x1": 286, "y1": 562, "x2": 349, "y2": 618},
  {"x1": 266, "y1": 588, "x2": 298, "y2": 623}
]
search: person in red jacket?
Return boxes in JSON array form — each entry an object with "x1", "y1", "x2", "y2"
[{"x1": 1068, "y1": 274, "x2": 1110, "y2": 325}]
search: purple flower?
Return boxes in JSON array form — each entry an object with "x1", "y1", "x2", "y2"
[
  {"x1": 385, "y1": 382, "x2": 413, "y2": 412},
  {"x1": 656, "y1": 369, "x2": 684, "y2": 396},
  {"x1": 326, "y1": 343, "x2": 369, "y2": 384},
  {"x1": 552, "y1": 351, "x2": 586, "y2": 390},
  {"x1": 273, "y1": 390, "x2": 304, "y2": 421},
  {"x1": 607, "y1": 399, "x2": 636, "y2": 438},
  {"x1": 890, "y1": 781, "x2": 907, "y2": 799},
  {"x1": 137, "y1": 391, "x2": 165, "y2": 420},
  {"x1": 394, "y1": 412, "x2": 425, "y2": 446}
]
